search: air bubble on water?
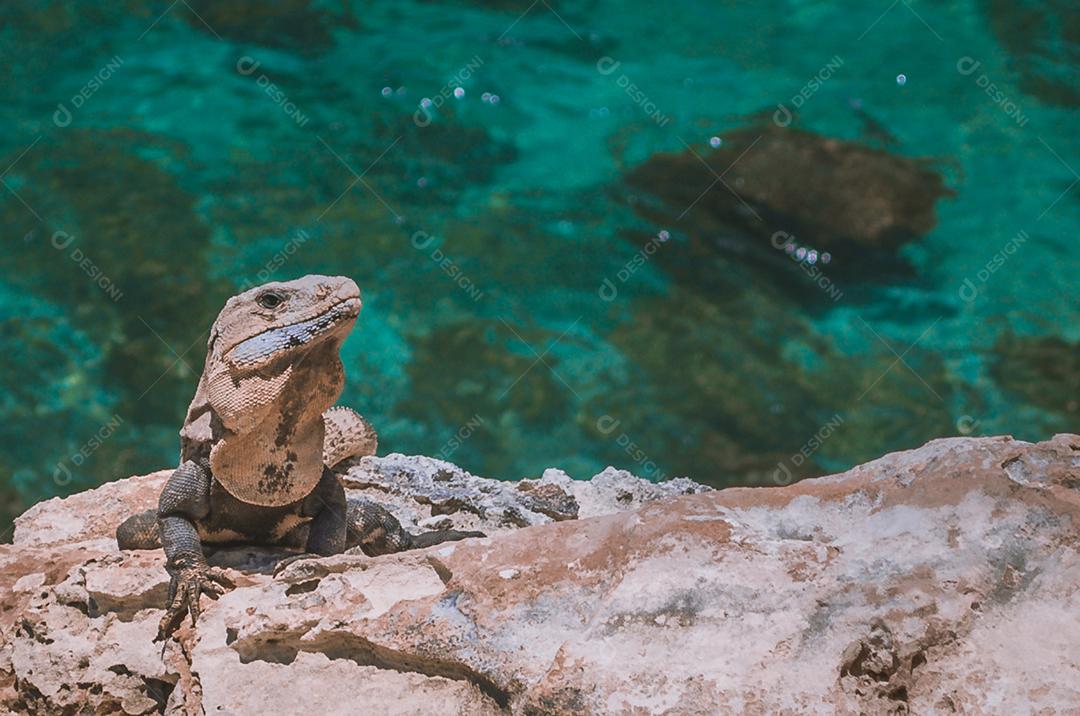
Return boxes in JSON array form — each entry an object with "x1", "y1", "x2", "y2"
[
  {"x1": 453, "y1": 87, "x2": 465, "y2": 99},
  {"x1": 489, "y1": 94, "x2": 500, "y2": 104},
  {"x1": 896, "y1": 74, "x2": 907, "y2": 86},
  {"x1": 820, "y1": 252, "x2": 832, "y2": 264},
  {"x1": 785, "y1": 243, "x2": 796, "y2": 254},
  {"x1": 658, "y1": 230, "x2": 670, "y2": 241},
  {"x1": 807, "y1": 250, "x2": 818, "y2": 264},
  {"x1": 381, "y1": 87, "x2": 392, "y2": 97},
  {"x1": 795, "y1": 247, "x2": 807, "y2": 260},
  {"x1": 481, "y1": 92, "x2": 492, "y2": 102},
  {"x1": 420, "y1": 97, "x2": 433, "y2": 108},
  {"x1": 417, "y1": 177, "x2": 428, "y2": 188},
  {"x1": 395, "y1": 87, "x2": 407, "y2": 96},
  {"x1": 709, "y1": 136, "x2": 722, "y2": 148}
]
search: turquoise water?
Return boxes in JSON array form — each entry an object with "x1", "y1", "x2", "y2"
[{"x1": 0, "y1": 1, "x2": 1076, "y2": 529}]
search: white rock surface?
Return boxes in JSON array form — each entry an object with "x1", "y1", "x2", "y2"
[{"x1": 2, "y1": 437, "x2": 1079, "y2": 714}]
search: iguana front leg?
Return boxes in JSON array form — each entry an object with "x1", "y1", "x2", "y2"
[
  {"x1": 157, "y1": 459, "x2": 233, "y2": 640},
  {"x1": 304, "y1": 466, "x2": 348, "y2": 555},
  {"x1": 274, "y1": 470, "x2": 485, "y2": 575},
  {"x1": 273, "y1": 468, "x2": 348, "y2": 574}
]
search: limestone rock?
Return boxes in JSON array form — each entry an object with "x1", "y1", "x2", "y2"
[
  {"x1": 2, "y1": 437, "x2": 1079, "y2": 714},
  {"x1": 339, "y1": 453, "x2": 709, "y2": 531}
]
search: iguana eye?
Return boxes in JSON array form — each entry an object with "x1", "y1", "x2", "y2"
[{"x1": 257, "y1": 292, "x2": 285, "y2": 309}]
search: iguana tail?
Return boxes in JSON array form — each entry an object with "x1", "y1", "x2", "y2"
[
  {"x1": 322, "y1": 406, "x2": 378, "y2": 468},
  {"x1": 116, "y1": 508, "x2": 162, "y2": 550},
  {"x1": 409, "y1": 529, "x2": 486, "y2": 549},
  {"x1": 345, "y1": 498, "x2": 484, "y2": 556}
]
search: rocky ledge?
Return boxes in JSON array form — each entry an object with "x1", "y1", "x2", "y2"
[{"x1": 2, "y1": 435, "x2": 1079, "y2": 715}]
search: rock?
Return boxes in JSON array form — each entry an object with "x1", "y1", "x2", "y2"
[
  {"x1": 13, "y1": 470, "x2": 166, "y2": 548},
  {"x1": 339, "y1": 453, "x2": 710, "y2": 532},
  {"x1": 981, "y1": 0, "x2": 1079, "y2": 107},
  {"x1": 624, "y1": 124, "x2": 953, "y2": 259},
  {"x1": 991, "y1": 332, "x2": 1080, "y2": 431},
  {"x1": 181, "y1": 0, "x2": 352, "y2": 52},
  {"x1": 2, "y1": 437, "x2": 1080, "y2": 714},
  {"x1": 537, "y1": 466, "x2": 710, "y2": 518},
  {"x1": 592, "y1": 286, "x2": 959, "y2": 486}
]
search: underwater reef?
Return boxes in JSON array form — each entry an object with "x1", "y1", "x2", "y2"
[
  {"x1": 624, "y1": 125, "x2": 953, "y2": 258},
  {"x1": 1, "y1": 0, "x2": 1077, "y2": 531}
]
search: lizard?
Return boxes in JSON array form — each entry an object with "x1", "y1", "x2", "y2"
[{"x1": 115, "y1": 275, "x2": 483, "y2": 639}]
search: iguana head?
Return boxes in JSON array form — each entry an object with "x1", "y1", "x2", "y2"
[
  {"x1": 212, "y1": 275, "x2": 361, "y2": 372},
  {"x1": 182, "y1": 275, "x2": 363, "y2": 506}
]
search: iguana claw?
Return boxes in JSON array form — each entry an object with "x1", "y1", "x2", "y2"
[{"x1": 156, "y1": 564, "x2": 234, "y2": 641}]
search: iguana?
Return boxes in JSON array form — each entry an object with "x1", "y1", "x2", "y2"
[{"x1": 116, "y1": 275, "x2": 483, "y2": 639}]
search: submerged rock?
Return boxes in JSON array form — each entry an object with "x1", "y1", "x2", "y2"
[
  {"x1": 592, "y1": 286, "x2": 959, "y2": 484},
  {"x1": 992, "y1": 332, "x2": 1080, "y2": 429},
  {"x1": 981, "y1": 0, "x2": 1080, "y2": 107},
  {"x1": 182, "y1": 0, "x2": 355, "y2": 52},
  {"x1": 624, "y1": 125, "x2": 953, "y2": 260},
  {"x1": 3, "y1": 435, "x2": 1079, "y2": 714},
  {"x1": 0, "y1": 129, "x2": 230, "y2": 501}
]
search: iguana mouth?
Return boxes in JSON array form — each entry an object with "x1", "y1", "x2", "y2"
[{"x1": 227, "y1": 298, "x2": 361, "y2": 368}]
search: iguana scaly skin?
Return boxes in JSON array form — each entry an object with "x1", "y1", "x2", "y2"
[{"x1": 115, "y1": 275, "x2": 483, "y2": 639}]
